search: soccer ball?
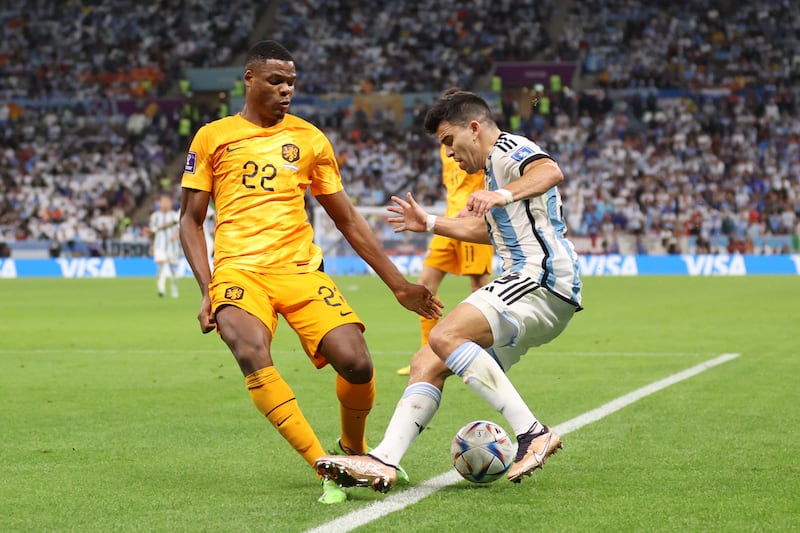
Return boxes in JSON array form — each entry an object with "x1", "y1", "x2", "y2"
[{"x1": 450, "y1": 420, "x2": 517, "y2": 483}]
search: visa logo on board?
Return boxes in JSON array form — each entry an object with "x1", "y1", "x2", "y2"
[
  {"x1": 57, "y1": 258, "x2": 117, "y2": 278},
  {"x1": 0, "y1": 259, "x2": 17, "y2": 278},
  {"x1": 578, "y1": 255, "x2": 638, "y2": 276},
  {"x1": 388, "y1": 255, "x2": 426, "y2": 276},
  {"x1": 681, "y1": 254, "x2": 746, "y2": 275}
]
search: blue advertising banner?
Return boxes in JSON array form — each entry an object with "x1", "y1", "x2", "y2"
[
  {"x1": 577, "y1": 254, "x2": 800, "y2": 276},
  {"x1": 1, "y1": 255, "x2": 799, "y2": 279}
]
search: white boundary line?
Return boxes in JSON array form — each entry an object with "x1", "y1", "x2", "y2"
[{"x1": 305, "y1": 353, "x2": 740, "y2": 533}]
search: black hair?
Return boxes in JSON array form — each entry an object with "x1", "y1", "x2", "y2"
[
  {"x1": 423, "y1": 89, "x2": 494, "y2": 134},
  {"x1": 245, "y1": 40, "x2": 294, "y2": 67}
]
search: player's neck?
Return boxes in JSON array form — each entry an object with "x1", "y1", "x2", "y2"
[
  {"x1": 482, "y1": 126, "x2": 502, "y2": 154},
  {"x1": 239, "y1": 107, "x2": 284, "y2": 128}
]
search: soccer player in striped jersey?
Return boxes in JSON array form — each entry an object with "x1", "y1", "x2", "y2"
[
  {"x1": 317, "y1": 89, "x2": 582, "y2": 491},
  {"x1": 149, "y1": 194, "x2": 181, "y2": 298},
  {"x1": 179, "y1": 40, "x2": 441, "y2": 505},
  {"x1": 203, "y1": 203, "x2": 215, "y2": 264}
]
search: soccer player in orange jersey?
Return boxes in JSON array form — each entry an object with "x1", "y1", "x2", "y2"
[
  {"x1": 396, "y1": 144, "x2": 494, "y2": 375},
  {"x1": 179, "y1": 40, "x2": 442, "y2": 504}
]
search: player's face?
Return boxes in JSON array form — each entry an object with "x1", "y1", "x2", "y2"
[
  {"x1": 437, "y1": 120, "x2": 484, "y2": 174},
  {"x1": 244, "y1": 59, "x2": 296, "y2": 125}
]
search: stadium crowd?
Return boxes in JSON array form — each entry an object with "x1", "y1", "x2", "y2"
[
  {"x1": 1, "y1": 0, "x2": 798, "y2": 256},
  {"x1": 0, "y1": 0, "x2": 255, "y2": 100},
  {"x1": 0, "y1": 99, "x2": 174, "y2": 247},
  {"x1": 538, "y1": 87, "x2": 798, "y2": 254},
  {"x1": 557, "y1": 0, "x2": 800, "y2": 90},
  {"x1": 0, "y1": 0, "x2": 256, "y2": 249},
  {"x1": 271, "y1": 0, "x2": 554, "y2": 94}
]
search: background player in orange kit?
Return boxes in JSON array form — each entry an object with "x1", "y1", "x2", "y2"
[
  {"x1": 178, "y1": 40, "x2": 442, "y2": 504},
  {"x1": 396, "y1": 142, "x2": 494, "y2": 376}
]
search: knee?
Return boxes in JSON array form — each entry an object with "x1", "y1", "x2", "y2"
[
  {"x1": 428, "y1": 309, "x2": 492, "y2": 357},
  {"x1": 320, "y1": 325, "x2": 374, "y2": 383},
  {"x1": 336, "y1": 355, "x2": 374, "y2": 384},
  {"x1": 428, "y1": 324, "x2": 454, "y2": 360}
]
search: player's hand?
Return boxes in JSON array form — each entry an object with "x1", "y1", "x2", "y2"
[
  {"x1": 395, "y1": 282, "x2": 444, "y2": 319},
  {"x1": 455, "y1": 207, "x2": 471, "y2": 218},
  {"x1": 197, "y1": 294, "x2": 216, "y2": 333},
  {"x1": 467, "y1": 190, "x2": 509, "y2": 216},
  {"x1": 387, "y1": 193, "x2": 427, "y2": 233}
]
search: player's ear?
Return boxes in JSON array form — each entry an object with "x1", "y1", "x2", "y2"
[
  {"x1": 243, "y1": 69, "x2": 254, "y2": 86},
  {"x1": 469, "y1": 120, "x2": 481, "y2": 136}
]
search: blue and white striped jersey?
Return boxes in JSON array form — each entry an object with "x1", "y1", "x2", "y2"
[
  {"x1": 484, "y1": 132, "x2": 582, "y2": 307},
  {"x1": 149, "y1": 209, "x2": 181, "y2": 258}
]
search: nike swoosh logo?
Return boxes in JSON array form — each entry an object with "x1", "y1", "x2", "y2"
[
  {"x1": 226, "y1": 145, "x2": 244, "y2": 152},
  {"x1": 532, "y1": 433, "x2": 553, "y2": 463},
  {"x1": 339, "y1": 311, "x2": 353, "y2": 317}
]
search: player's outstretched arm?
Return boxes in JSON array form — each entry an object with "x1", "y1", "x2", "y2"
[
  {"x1": 316, "y1": 190, "x2": 443, "y2": 319},
  {"x1": 388, "y1": 192, "x2": 491, "y2": 245}
]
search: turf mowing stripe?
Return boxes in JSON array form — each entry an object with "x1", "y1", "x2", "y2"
[
  {"x1": 305, "y1": 353, "x2": 740, "y2": 533},
  {"x1": 0, "y1": 349, "x2": 713, "y2": 357}
]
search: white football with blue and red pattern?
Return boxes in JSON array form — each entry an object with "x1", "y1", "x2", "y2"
[{"x1": 451, "y1": 420, "x2": 517, "y2": 483}]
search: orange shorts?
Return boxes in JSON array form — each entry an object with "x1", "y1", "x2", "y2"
[
  {"x1": 423, "y1": 234, "x2": 494, "y2": 276},
  {"x1": 209, "y1": 268, "x2": 364, "y2": 369}
]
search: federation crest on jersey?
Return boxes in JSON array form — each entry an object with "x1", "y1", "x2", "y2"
[
  {"x1": 510, "y1": 146, "x2": 534, "y2": 162},
  {"x1": 282, "y1": 143, "x2": 300, "y2": 163},
  {"x1": 224, "y1": 286, "x2": 245, "y2": 300},
  {"x1": 184, "y1": 151, "x2": 197, "y2": 173}
]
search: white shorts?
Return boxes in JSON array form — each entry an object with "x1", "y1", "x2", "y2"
[
  {"x1": 153, "y1": 247, "x2": 180, "y2": 265},
  {"x1": 464, "y1": 271, "x2": 578, "y2": 370}
]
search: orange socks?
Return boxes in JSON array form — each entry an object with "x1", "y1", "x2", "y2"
[
  {"x1": 245, "y1": 366, "x2": 325, "y2": 467},
  {"x1": 245, "y1": 367, "x2": 376, "y2": 464},
  {"x1": 420, "y1": 315, "x2": 438, "y2": 347},
  {"x1": 335, "y1": 373, "x2": 375, "y2": 454}
]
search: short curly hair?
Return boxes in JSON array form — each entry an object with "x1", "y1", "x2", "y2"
[{"x1": 245, "y1": 40, "x2": 294, "y2": 68}]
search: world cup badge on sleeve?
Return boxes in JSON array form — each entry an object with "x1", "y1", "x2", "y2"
[{"x1": 184, "y1": 151, "x2": 197, "y2": 174}]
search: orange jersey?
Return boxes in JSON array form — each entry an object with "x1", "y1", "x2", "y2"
[
  {"x1": 181, "y1": 113, "x2": 342, "y2": 274},
  {"x1": 427, "y1": 146, "x2": 494, "y2": 277},
  {"x1": 440, "y1": 145, "x2": 485, "y2": 217}
]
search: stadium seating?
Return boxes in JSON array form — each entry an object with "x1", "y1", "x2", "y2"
[{"x1": 1, "y1": 0, "x2": 797, "y2": 256}]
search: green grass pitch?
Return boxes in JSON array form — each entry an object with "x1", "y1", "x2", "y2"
[{"x1": 1, "y1": 275, "x2": 798, "y2": 532}]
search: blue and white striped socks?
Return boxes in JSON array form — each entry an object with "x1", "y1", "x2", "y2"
[{"x1": 446, "y1": 341, "x2": 538, "y2": 436}]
